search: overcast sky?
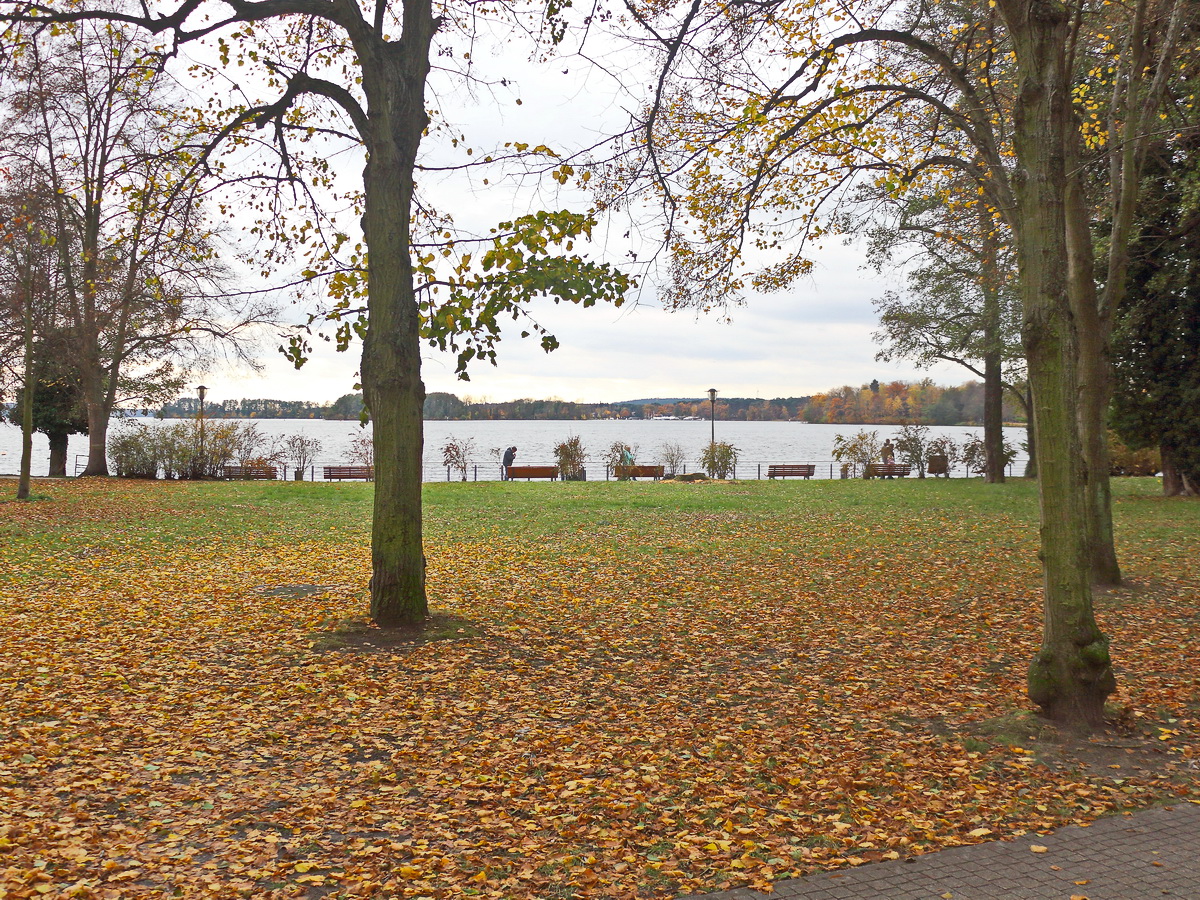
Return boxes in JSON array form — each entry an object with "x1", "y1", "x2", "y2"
[{"x1": 206, "y1": 16, "x2": 972, "y2": 406}]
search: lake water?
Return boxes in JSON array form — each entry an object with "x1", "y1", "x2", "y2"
[{"x1": 0, "y1": 417, "x2": 1029, "y2": 481}]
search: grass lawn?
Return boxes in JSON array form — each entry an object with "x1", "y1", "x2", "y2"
[{"x1": 1, "y1": 476, "x2": 1197, "y2": 899}]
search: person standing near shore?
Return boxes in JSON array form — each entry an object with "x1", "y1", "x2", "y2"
[{"x1": 502, "y1": 446, "x2": 517, "y2": 480}]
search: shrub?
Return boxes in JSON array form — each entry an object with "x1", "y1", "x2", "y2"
[
  {"x1": 108, "y1": 422, "x2": 160, "y2": 478},
  {"x1": 962, "y1": 435, "x2": 1018, "y2": 476},
  {"x1": 831, "y1": 430, "x2": 880, "y2": 477},
  {"x1": 699, "y1": 441, "x2": 739, "y2": 479},
  {"x1": 1108, "y1": 430, "x2": 1160, "y2": 476},
  {"x1": 441, "y1": 435, "x2": 476, "y2": 481},
  {"x1": 347, "y1": 431, "x2": 374, "y2": 466},
  {"x1": 553, "y1": 435, "x2": 588, "y2": 480},
  {"x1": 284, "y1": 434, "x2": 324, "y2": 477},
  {"x1": 658, "y1": 441, "x2": 687, "y2": 477},
  {"x1": 604, "y1": 441, "x2": 637, "y2": 477},
  {"x1": 894, "y1": 423, "x2": 932, "y2": 477}
]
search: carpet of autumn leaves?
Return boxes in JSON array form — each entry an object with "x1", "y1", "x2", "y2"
[{"x1": 1, "y1": 477, "x2": 1198, "y2": 899}]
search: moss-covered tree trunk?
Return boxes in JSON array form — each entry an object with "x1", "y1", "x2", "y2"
[
  {"x1": 999, "y1": 0, "x2": 1116, "y2": 728},
  {"x1": 358, "y1": 9, "x2": 438, "y2": 628}
]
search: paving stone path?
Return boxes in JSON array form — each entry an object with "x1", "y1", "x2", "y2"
[{"x1": 683, "y1": 801, "x2": 1200, "y2": 900}]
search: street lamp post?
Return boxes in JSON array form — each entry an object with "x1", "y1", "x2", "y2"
[
  {"x1": 197, "y1": 385, "x2": 208, "y2": 478},
  {"x1": 707, "y1": 387, "x2": 718, "y2": 445}
]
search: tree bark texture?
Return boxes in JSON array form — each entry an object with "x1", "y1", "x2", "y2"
[
  {"x1": 18, "y1": 295, "x2": 34, "y2": 500},
  {"x1": 48, "y1": 432, "x2": 68, "y2": 477},
  {"x1": 1066, "y1": 168, "x2": 1121, "y2": 585},
  {"x1": 983, "y1": 350, "x2": 1004, "y2": 482},
  {"x1": 980, "y1": 204, "x2": 1005, "y2": 483},
  {"x1": 1023, "y1": 385, "x2": 1038, "y2": 478},
  {"x1": 80, "y1": 386, "x2": 111, "y2": 476},
  {"x1": 1162, "y1": 445, "x2": 1199, "y2": 497},
  {"x1": 1000, "y1": 0, "x2": 1116, "y2": 728},
  {"x1": 359, "y1": 19, "x2": 437, "y2": 628}
]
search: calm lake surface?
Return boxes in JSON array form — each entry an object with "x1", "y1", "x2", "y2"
[{"x1": 0, "y1": 417, "x2": 1029, "y2": 481}]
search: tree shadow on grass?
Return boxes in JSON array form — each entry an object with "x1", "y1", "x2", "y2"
[{"x1": 310, "y1": 611, "x2": 483, "y2": 653}]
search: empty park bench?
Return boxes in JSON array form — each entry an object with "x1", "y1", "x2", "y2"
[
  {"x1": 505, "y1": 465, "x2": 559, "y2": 481},
  {"x1": 614, "y1": 464, "x2": 666, "y2": 480},
  {"x1": 222, "y1": 465, "x2": 278, "y2": 480},
  {"x1": 767, "y1": 464, "x2": 816, "y2": 479},
  {"x1": 323, "y1": 465, "x2": 375, "y2": 481},
  {"x1": 864, "y1": 463, "x2": 912, "y2": 479}
]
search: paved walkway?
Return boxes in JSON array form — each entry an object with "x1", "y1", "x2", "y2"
[{"x1": 683, "y1": 801, "x2": 1200, "y2": 900}]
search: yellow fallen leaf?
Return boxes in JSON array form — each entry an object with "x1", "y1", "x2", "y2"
[
  {"x1": 399, "y1": 865, "x2": 423, "y2": 879},
  {"x1": 1030, "y1": 845, "x2": 1048, "y2": 853},
  {"x1": 967, "y1": 827, "x2": 992, "y2": 838},
  {"x1": 294, "y1": 862, "x2": 315, "y2": 873}
]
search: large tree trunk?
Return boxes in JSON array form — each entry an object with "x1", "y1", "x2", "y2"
[
  {"x1": 79, "y1": 381, "x2": 111, "y2": 476},
  {"x1": 1001, "y1": 0, "x2": 1116, "y2": 729},
  {"x1": 47, "y1": 431, "x2": 68, "y2": 477},
  {"x1": 1162, "y1": 444, "x2": 1199, "y2": 497},
  {"x1": 359, "y1": 28, "x2": 437, "y2": 629}
]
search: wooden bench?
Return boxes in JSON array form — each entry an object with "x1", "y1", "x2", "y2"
[
  {"x1": 864, "y1": 463, "x2": 912, "y2": 479},
  {"x1": 222, "y1": 465, "x2": 278, "y2": 480},
  {"x1": 614, "y1": 464, "x2": 666, "y2": 480},
  {"x1": 505, "y1": 465, "x2": 559, "y2": 481},
  {"x1": 324, "y1": 465, "x2": 375, "y2": 481},
  {"x1": 767, "y1": 464, "x2": 816, "y2": 479}
]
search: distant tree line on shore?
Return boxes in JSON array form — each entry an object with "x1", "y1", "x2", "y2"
[
  {"x1": 159, "y1": 379, "x2": 1023, "y2": 425},
  {"x1": 160, "y1": 393, "x2": 366, "y2": 420},
  {"x1": 426, "y1": 379, "x2": 1026, "y2": 424}
]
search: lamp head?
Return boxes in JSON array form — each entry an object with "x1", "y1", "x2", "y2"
[
  {"x1": 198, "y1": 385, "x2": 208, "y2": 402},
  {"x1": 707, "y1": 388, "x2": 717, "y2": 403}
]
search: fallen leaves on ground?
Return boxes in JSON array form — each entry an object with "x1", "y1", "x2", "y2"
[{"x1": 0, "y1": 478, "x2": 1197, "y2": 899}]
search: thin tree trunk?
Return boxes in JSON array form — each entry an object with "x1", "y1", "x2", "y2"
[
  {"x1": 1023, "y1": 385, "x2": 1037, "y2": 478},
  {"x1": 359, "y1": 29, "x2": 436, "y2": 629},
  {"x1": 980, "y1": 203, "x2": 1005, "y2": 483},
  {"x1": 17, "y1": 292, "x2": 34, "y2": 500},
  {"x1": 983, "y1": 351, "x2": 1004, "y2": 482},
  {"x1": 1066, "y1": 169, "x2": 1121, "y2": 585},
  {"x1": 1000, "y1": 0, "x2": 1116, "y2": 728}
]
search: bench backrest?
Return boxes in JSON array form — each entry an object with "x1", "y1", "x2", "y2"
[
  {"x1": 506, "y1": 465, "x2": 558, "y2": 479},
  {"x1": 223, "y1": 465, "x2": 277, "y2": 479},
  {"x1": 614, "y1": 464, "x2": 665, "y2": 478}
]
